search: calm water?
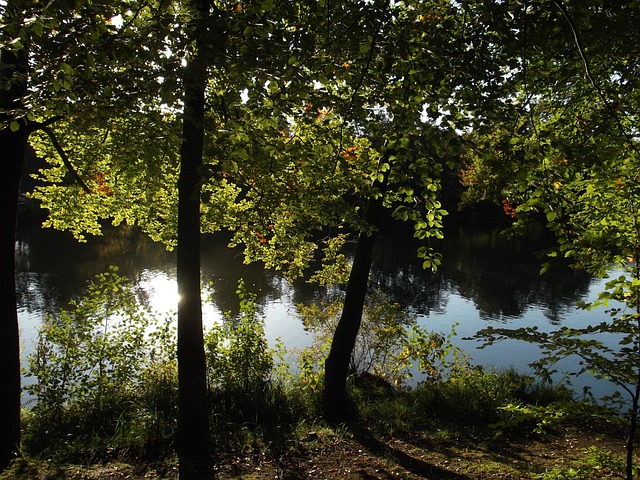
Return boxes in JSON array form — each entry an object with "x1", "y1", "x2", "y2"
[{"x1": 16, "y1": 217, "x2": 621, "y2": 401}]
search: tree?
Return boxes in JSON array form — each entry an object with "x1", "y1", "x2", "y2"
[
  {"x1": 1, "y1": 0, "x2": 126, "y2": 467},
  {"x1": 306, "y1": 0, "x2": 519, "y2": 420},
  {"x1": 193, "y1": 0, "x2": 523, "y2": 421},
  {"x1": 0, "y1": 1, "x2": 29, "y2": 467},
  {"x1": 0, "y1": 0, "x2": 180, "y2": 471},
  {"x1": 20, "y1": 0, "x2": 527, "y2": 441},
  {"x1": 22, "y1": 2, "x2": 343, "y2": 476},
  {"x1": 322, "y1": 195, "x2": 383, "y2": 420},
  {"x1": 175, "y1": 1, "x2": 212, "y2": 477}
]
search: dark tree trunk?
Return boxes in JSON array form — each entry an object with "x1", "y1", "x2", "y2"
[
  {"x1": 176, "y1": 3, "x2": 211, "y2": 479},
  {"x1": 322, "y1": 198, "x2": 382, "y2": 423},
  {"x1": 0, "y1": 21, "x2": 29, "y2": 470}
]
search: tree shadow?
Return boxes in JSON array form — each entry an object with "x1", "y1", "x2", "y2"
[{"x1": 351, "y1": 427, "x2": 472, "y2": 480}]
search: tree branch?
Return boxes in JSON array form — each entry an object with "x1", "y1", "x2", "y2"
[
  {"x1": 553, "y1": 0, "x2": 638, "y2": 155},
  {"x1": 344, "y1": 1, "x2": 389, "y2": 120},
  {"x1": 27, "y1": 115, "x2": 64, "y2": 133},
  {"x1": 40, "y1": 126, "x2": 92, "y2": 193},
  {"x1": 336, "y1": 1, "x2": 390, "y2": 172}
]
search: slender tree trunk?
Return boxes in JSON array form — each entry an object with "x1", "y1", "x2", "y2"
[
  {"x1": 0, "y1": 21, "x2": 29, "y2": 470},
  {"x1": 322, "y1": 198, "x2": 382, "y2": 422},
  {"x1": 627, "y1": 383, "x2": 638, "y2": 480},
  {"x1": 176, "y1": 2, "x2": 211, "y2": 478}
]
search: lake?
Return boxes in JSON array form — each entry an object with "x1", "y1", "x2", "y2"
[{"x1": 15, "y1": 215, "x2": 621, "y2": 402}]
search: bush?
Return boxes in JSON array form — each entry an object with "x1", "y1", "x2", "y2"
[
  {"x1": 413, "y1": 369, "x2": 573, "y2": 426},
  {"x1": 21, "y1": 270, "x2": 580, "y2": 462},
  {"x1": 296, "y1": 290, "x2": 472, "y2": 388},
  {"x1": 351, "y1": 368, "x2": 574, "y2": 434},
  {"x1": 205, "y1": 280, "x2": 273, "y2": 399},
  {"x1": 23, "y1": 267, "x2": 177, "y2": 458}
]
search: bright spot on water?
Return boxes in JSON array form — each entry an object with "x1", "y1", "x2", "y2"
[{"x1": 138, "y1": 269, "x2": 223, "y2": 329}]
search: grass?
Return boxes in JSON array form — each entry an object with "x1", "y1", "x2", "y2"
[
  {"x1": 349, "y1": 368, "x2": 575, "y2": 435},
  {"x1": 14, "y1": 368, "x2": 572, "y2": 461}
]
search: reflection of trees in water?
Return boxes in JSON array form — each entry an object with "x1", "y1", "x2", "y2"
[
  {"x1": 16, "y1": 220, "x2": 594, "y2": 328},
  {"x1": 15, "y1": 222, "x2": 175, "y2": 315},
  {"x1": 371, "y1": 235, "x2": 452, "y2": 316},
  {"x1": 16, "y1": 224, "x2": 97, "y2": 314},
  {"x1": 200, "y1": 234, "x2": 286, "y2": 318},
  {"x1": 370, "y1": 223, "x2": 592, "y2": 325},
  {"x1": 527, "y1": 265, "x2": 593, "y2": 324},
  {"x1": 442, "y1": 226, "x2": 591, "y2": 324}
]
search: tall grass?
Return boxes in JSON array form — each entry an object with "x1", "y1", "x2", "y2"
[{"x1": 349, "y1": 368, "x2": 574, "y2": 436}]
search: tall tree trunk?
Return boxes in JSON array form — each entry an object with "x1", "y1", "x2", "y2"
[
  {"x1": 0, "y1": 12, "x2": 29, "y2": 468},
  {"x1": 176, "y1": 2, "x2": 211, "y2": 478},
  {"x1": 322, "y1": 198, "x2": 382, "y2": 422}
]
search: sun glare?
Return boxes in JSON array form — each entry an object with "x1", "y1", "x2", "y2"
[{"x1": 139, "y1": 269, "x2": 223, "y2": 328}]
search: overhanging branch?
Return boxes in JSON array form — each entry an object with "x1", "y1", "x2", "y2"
[
  {"x1": 553, "y1": 0, "x2": 639, "y2": 156},
  {"x1": 40, "y1": 126, "x2": 92, "y2": 193}
]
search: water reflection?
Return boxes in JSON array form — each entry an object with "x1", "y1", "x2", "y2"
[
  {"x1": 16, "y1": 218, "x2": 605, "y2": 393},
  {"x1": 371, "y1": 223, "x2": 593, "y2": 324}
]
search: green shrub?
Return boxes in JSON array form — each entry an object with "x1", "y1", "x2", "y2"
[
  {"x1": 537, "y1": 446, "x2": 633, "y2": 479},
  {"x1": 413, "y1": 369, "x2": 573, "y2": 427},
  {"x1": 23, "y1": 267, "x2": 178, "y2": 459},
  {"x1": 296, "y1": 290, "x2": 467, "y2": 387},
  {"x1": 205, "y1": 280, "x2": 274, "y2": 415},
  {"x1": 350, "y1": 368, "x2": 574, "y2": 435}
]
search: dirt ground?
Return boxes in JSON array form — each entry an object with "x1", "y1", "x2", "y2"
[
  {"x1": 213, "y1": 423, "x2": 628, "y2": 479},
  {"x1": 4, "y1": 420, "x2": 632, "y2": 480}
]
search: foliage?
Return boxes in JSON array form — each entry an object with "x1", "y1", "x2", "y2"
[
  {"x1": 477, "y1": 296, "x2": 640, "y2": 412},
  {"x1": 412, "y1": 369, "x2": 568, "y2": 428},
  {"x1": 21, "y1": 0, "x2": 481, "y2": 277},
  {"x1": 19, "y1": 267, "x2": 604, "y2": 472},
  {"x1": 494, "y1": 403, "x2": 570, "y2": 435},
  {"x1": 22, "y1": 270, "x2": 315, "y2": 460},
  {"x1": 23, "y1": 266, "x2": 178, "y2": 457},
  {"x1": 351, "y1": 367, "x2": 573, "y2": 436},
  {"x1": 537, "y1": 446, "x2": 634, "y2": 480},
  {"x1": 27, "y1": 266, "x2": 150, "y2": 412},
  {"x1": 29, "y1": 113, "x2": 181, "y2": 245},
  {"x1": 455, "y1": 3, "x2": 640, "y2": 478},
  {"x1": 296, "y1": 290, "x2": 473, "y2": 387},
  {"x1": 204, "y1": 279, "x2": 274, "y2": 401}
]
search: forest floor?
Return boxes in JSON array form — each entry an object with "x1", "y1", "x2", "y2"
[{"x1": 3, "y1": 418, "x2": 632, "y2": 480}]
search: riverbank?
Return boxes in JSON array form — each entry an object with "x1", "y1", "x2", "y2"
[
  {"x1": 2, "y1": 417, "x2": 629, "y2": 479},
  {"x1": 4, "y1": 369, "x2": 635, "y2": 480}
]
